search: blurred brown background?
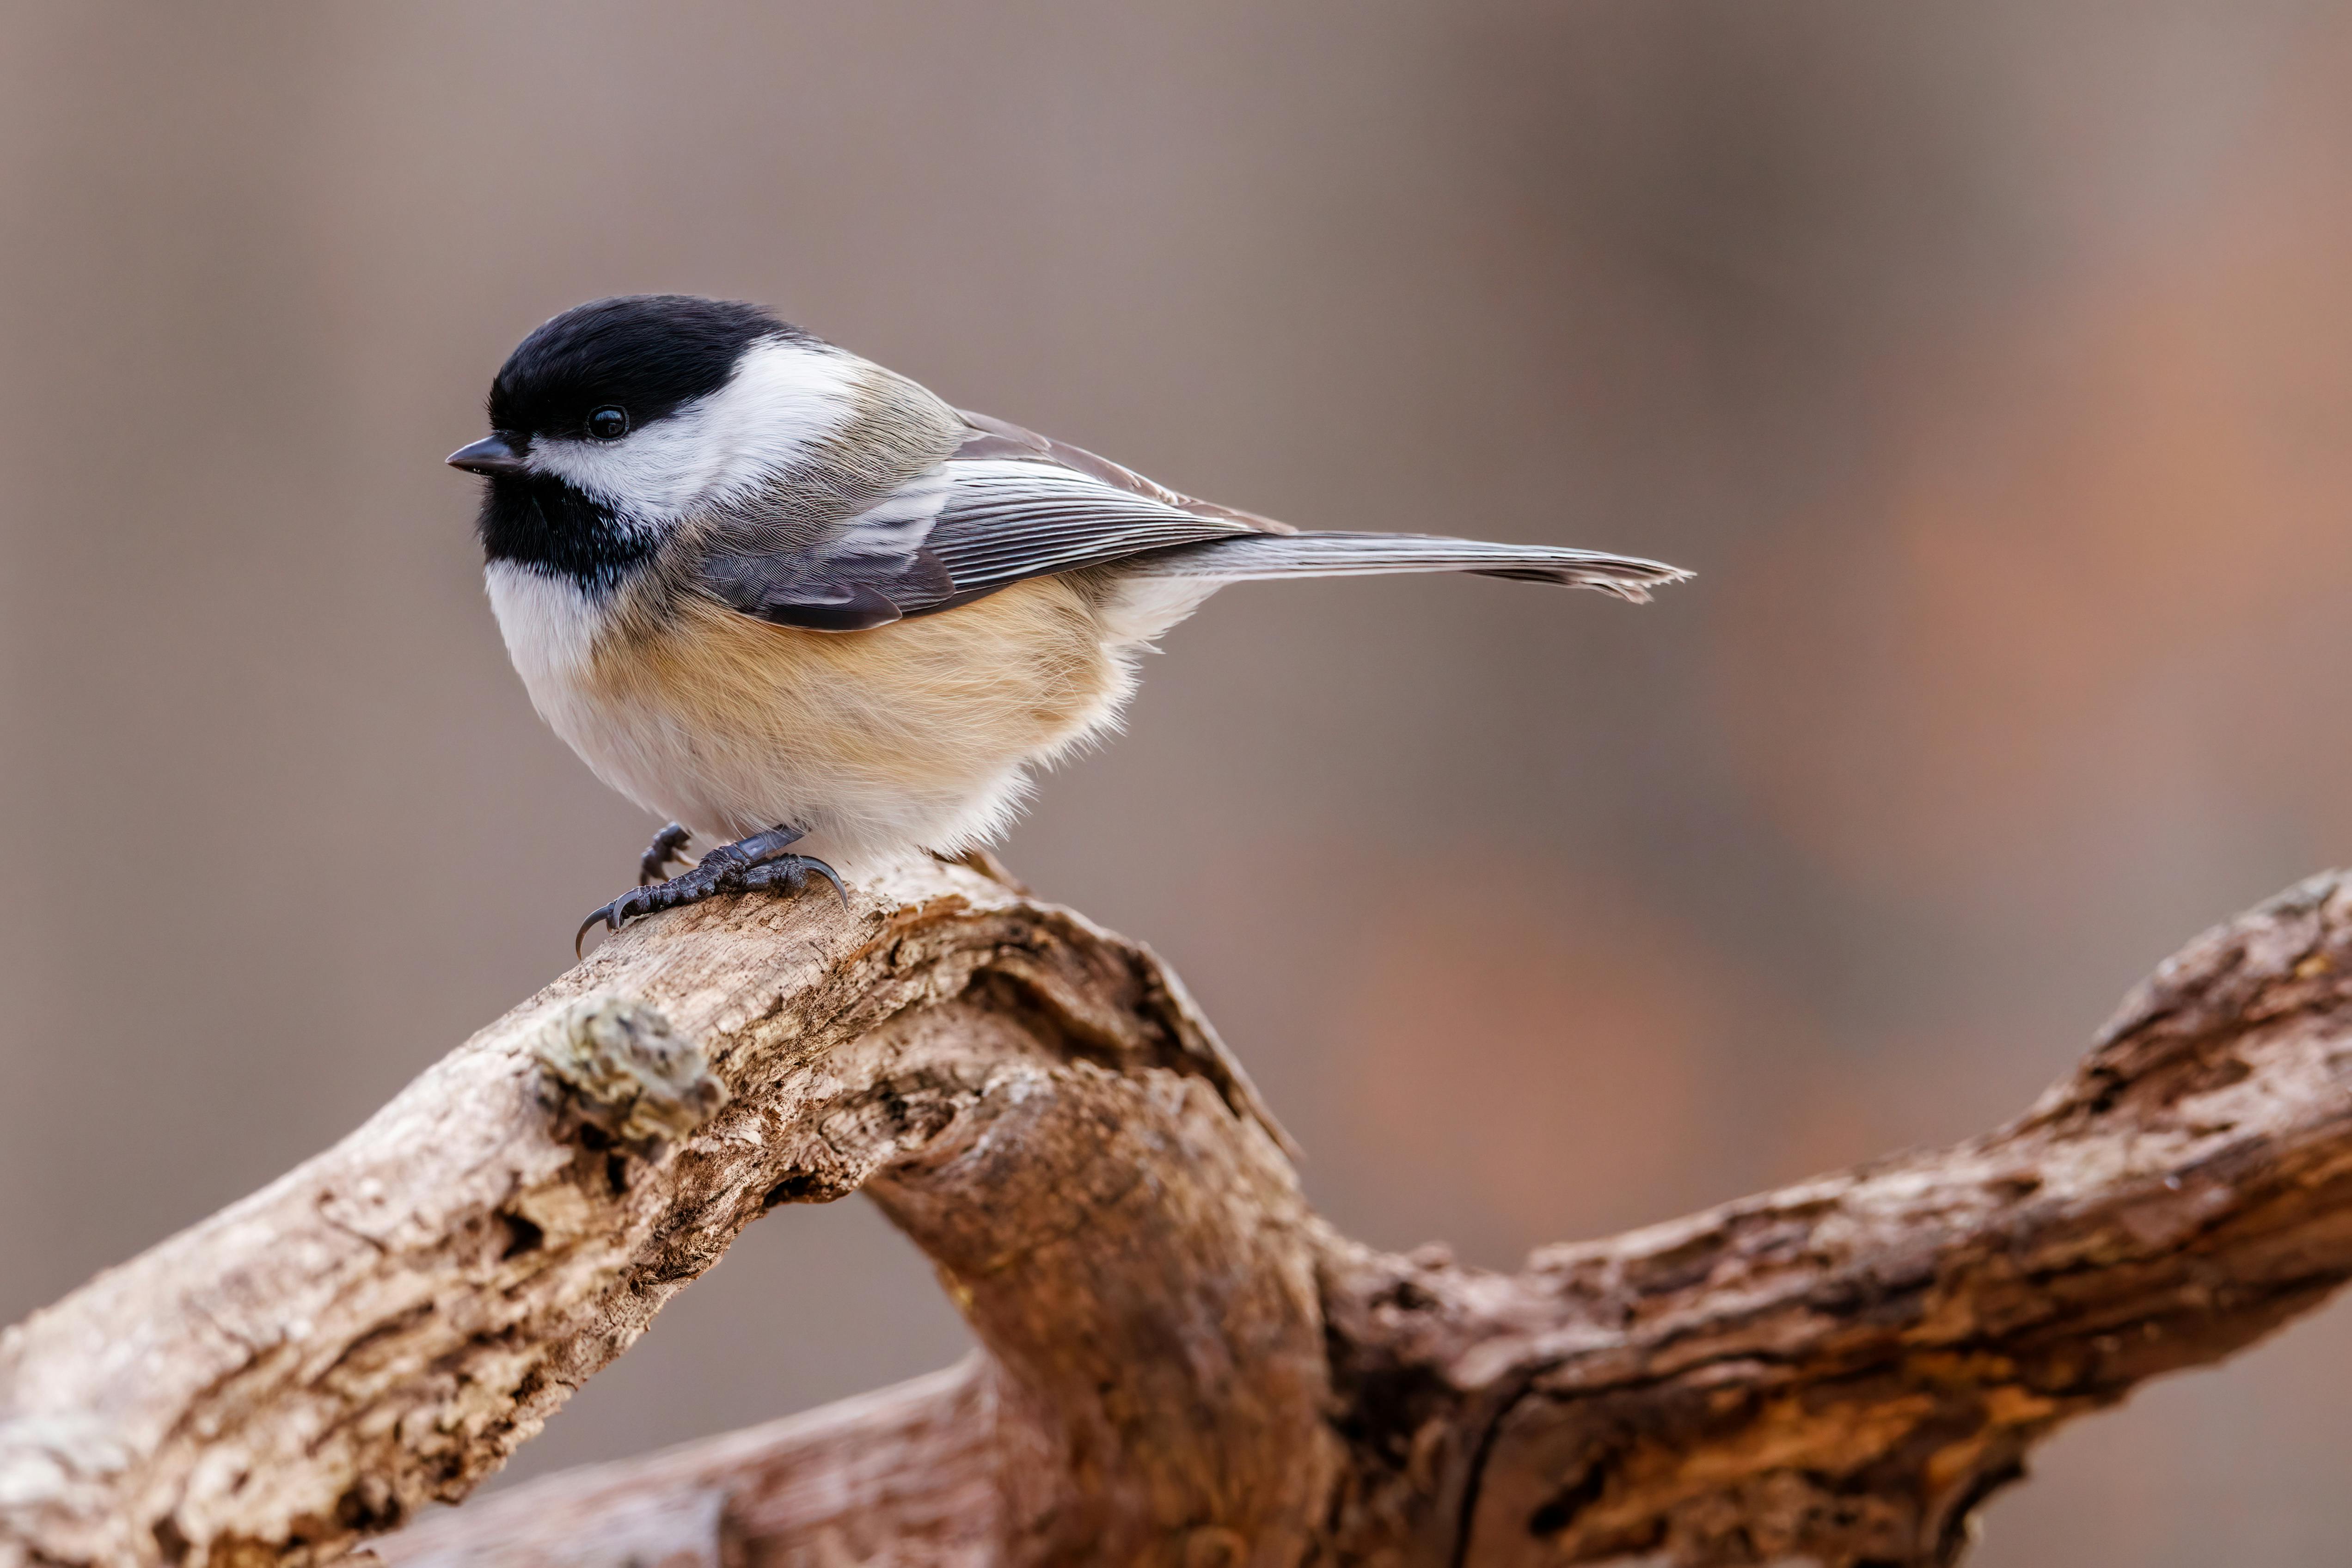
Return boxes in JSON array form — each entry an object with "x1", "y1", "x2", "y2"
[{"x1": 4, "y1": 2, "x2": 2350, "y2": 1559}]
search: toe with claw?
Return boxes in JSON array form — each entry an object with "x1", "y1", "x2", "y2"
[
  {"x1": 639, "y1": 822, "x2": 694, "y2": 885},
  {"x1": 737, "y1": 853, "x2": 849, "y2": 906},
  {"x1": 576, "y1": 824, "x2": 847, "y2": 957}
]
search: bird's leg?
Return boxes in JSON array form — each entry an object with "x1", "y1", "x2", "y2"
[
  {"x1": 639, "y1": 821, "x2": 693, "y2": 885},
  {"x1": 578, "y1": 824, "x2": 847, "y2": 956}
]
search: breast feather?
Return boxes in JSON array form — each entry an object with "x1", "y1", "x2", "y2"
[{"x1": 579, "y1": 576, "x2": 1127, "y2": 851}]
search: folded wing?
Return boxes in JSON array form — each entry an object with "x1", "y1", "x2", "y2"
[{"x1": 691, "y1": 409, "x2": 1685, "y2": 631}]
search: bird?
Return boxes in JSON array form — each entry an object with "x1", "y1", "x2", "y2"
[{"x1": 446, "y1": 295, "x2": 1690, "y2": 952}]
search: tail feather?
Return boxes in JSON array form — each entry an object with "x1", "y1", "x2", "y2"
[{"x1": 1120, "y1": 531, "x2": 1691, "y2": 603}]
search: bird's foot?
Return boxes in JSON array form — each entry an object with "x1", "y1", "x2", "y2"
[
  {"x1": 639, "y1": 822, "x2": 693, "y2": 884},
  {"x1": 577, "y1": 825, "x2": 846, "y2": 956}
]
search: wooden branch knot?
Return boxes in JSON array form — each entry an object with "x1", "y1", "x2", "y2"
[{"x1": 530, "y1": 996, "x2": 726, "y2": 1150}]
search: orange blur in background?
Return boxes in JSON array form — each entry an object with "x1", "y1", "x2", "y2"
[{"x1": 3, "y1": 5, "x2": 2348, "y2": 1561}]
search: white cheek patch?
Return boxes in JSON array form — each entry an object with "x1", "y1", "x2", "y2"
[
  {"x1": 529, "y1": 417, "x2": 721, "y2": 526},
  {"x1": 694, "y1": 338, "x2": 865, "y2": 504},
  {"x1": 525, "y1": 337, "x2": 860, "y2": 524}
]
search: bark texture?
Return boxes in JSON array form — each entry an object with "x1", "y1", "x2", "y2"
[{"x1": 8, "y1": 858, "x2": 2352, "y2": 1568}]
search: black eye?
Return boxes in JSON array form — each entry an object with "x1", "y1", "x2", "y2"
[{"x1": 585, "y1": 406, "x2": 629, "y2": 441}]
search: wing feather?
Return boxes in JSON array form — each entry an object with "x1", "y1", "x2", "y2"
[
  {"x1": 920, "y1": 460, "x2": 1264, "y2": 596},
  {"x1": 1118, "y1": 533, "x2": 1690, "y2": 601},
  {"x1": 684, "y1": 406, "x2": 1687, "y2": 631},
  {"x1": 690, "y1": 412, "x2": 1284, "y2": 629}
]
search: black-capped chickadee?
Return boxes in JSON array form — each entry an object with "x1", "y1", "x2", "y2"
[{"x1": 447, "y1": 296, "x2": 1690, "y2": 950}]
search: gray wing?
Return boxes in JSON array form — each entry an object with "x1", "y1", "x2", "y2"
[
  {"x1": 948, "y1": 410, "x2": 1291, "y2": 532},
  {"x1": 916, "y1": 460, "x2": 1269, "y2": 605},
  {"x1": 692, "y1": 409, "x2": 1689, "y2": 630},
  {"x1": 694, "y1": 412, "x2": 1283, "y2": 631},
  {"x1": 936, "y1": 414, "x2": 1687, "y2": 602},
  {"x1": 693, "y1": 467, "x2": 959, "y2": 632}
]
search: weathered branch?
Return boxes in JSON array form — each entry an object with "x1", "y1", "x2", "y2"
[{"x1": 8, "y1": 862, "x2": 2352, "y2": 1568}]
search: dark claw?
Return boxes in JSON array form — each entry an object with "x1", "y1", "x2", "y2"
[
  {"x1": 809, "y1": 856, "x2": 851, "y2": 909},
  {"x1": 575, "y1": 903, "x2": 620, "y2": 960}
]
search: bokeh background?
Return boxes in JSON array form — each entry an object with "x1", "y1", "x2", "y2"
[{"x1": 5, "y1": 2, "x2": 2351, "y2": 1560}]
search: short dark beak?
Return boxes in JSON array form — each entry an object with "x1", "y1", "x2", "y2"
[{"x1": 446, "y1": 434, "x2": 528, "y2": 477}]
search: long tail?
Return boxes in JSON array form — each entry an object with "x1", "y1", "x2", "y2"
[{"x1": 1120, "y1": 531, "x2": 1691, "y2": 603}]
